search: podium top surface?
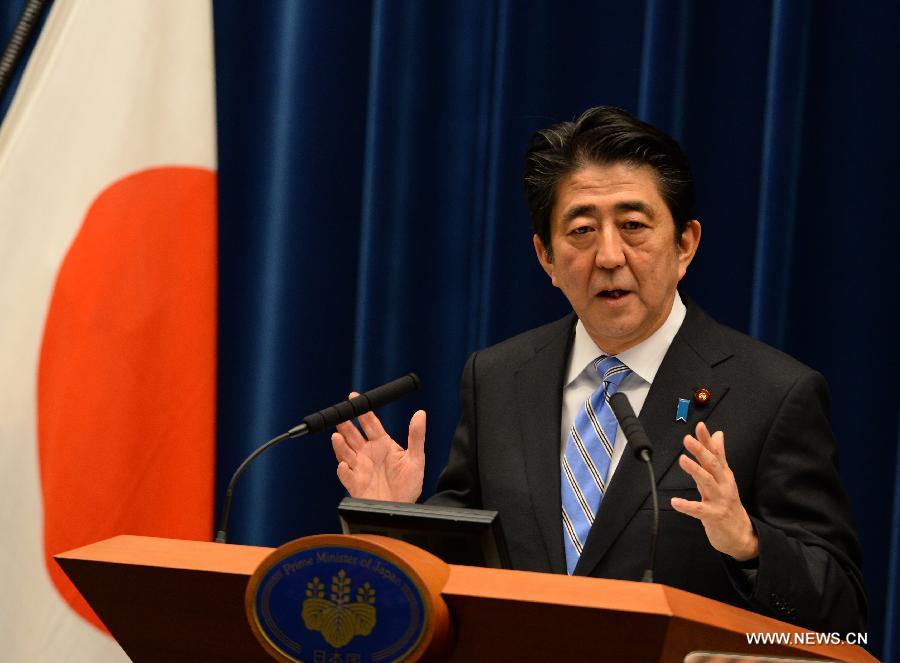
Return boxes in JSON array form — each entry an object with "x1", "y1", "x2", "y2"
[
  {"x1": 56, "y1": 535, "x2": 876, "y2": 663},
  {"x1": 56, "y1": 533, "x2": 274, "y2": 575}
]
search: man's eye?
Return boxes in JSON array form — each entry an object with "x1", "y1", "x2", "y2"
[
  {"x1": 622, "y1": 220, "x2": 645, "y2": 230},
  {"x1": 571, "y1": 226, "x2": 592, "y2": 235}
]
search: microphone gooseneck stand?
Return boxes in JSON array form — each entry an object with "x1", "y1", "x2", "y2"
[
  {"x1": 609, "y1": 391, "x2": 659, "y2": 583},
  {"x1": 215, "y1": 373, "x2": 420, "y2": 544}
]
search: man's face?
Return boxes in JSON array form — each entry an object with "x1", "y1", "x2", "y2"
[{"x1": 534, "y1": 162, "x2": 701, "y2": 354}]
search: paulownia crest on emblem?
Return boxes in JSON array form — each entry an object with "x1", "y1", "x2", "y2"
[{"x1": 301, "y1": 569, "x2": 377, "y2": 648}]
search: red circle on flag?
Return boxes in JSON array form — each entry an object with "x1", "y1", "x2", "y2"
[{"x1": 37, "y1": 166, "x2": 217, "y2": 632}]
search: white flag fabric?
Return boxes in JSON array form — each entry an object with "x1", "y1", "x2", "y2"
[{"x1": 0, "y1": 0, "x2": 217, "y2": 660}]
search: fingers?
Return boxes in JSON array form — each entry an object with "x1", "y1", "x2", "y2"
[
  {"x1": 343, "y1": 390, "x2": 388, "y2": 441},
  {"x1": 336, "y1": 419, "x2": 365, "y2": 451},
  {"x1": 671, "y1": 496, "x2": 703, "y2": 518},
  {"x1": 679, "y1": 422, "x2": 729, "y2": 499},
  {"x1": 691, "y1": 422, "x2": 717, "y2": 461},
  {"x1": 332, "y1": 432, "x2": 356, "y2": 466},
  {"x1": 683, "y1": 422, "x2": 729, "y2": 482},
  {"x1": 694, "y1": 422, "x2": 727, "y2": 461},
  {"x1": 683, "y1": 434, "x2": 724, "y2": 483},
  {"x1": 356, "y1": 408, "x2": 387, "y2": 440},
  {"x1": 407, "y1": 410, "x2": 426, "y2": 458},
  {"x1": 336, "y1": 460, "x2": 354, "y2": 489},
  {"x1": 678, "y1": 452, "x2": 715, "y2": 499},
  {"x1": 694, "y1": 420, "x2": 711, "y2": 443},
  {"x1": 710, "y1": 429, "x2": 726, "y2": 458}
]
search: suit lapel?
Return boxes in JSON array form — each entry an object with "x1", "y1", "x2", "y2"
[
  {"x1": 574, "y1": 302, "x2": 734, "y2": 576},
  {"x1": 515, "y1": 315, "x2": 575, "y2": 575}
]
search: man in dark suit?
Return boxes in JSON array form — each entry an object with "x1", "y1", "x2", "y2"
[{"x1": 331, "y1": 107, "x2": 866, "y2": 634}]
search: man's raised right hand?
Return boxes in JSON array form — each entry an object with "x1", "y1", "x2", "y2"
[{"x1": 330, "y1": 392, "x2": 426, "y2": 503}]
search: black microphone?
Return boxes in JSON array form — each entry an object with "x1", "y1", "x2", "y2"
[
  {"x1": 609, "y1": 392, "x2": 658, "y2": 583},
  {"x1": 292, "y1": 373, "x2": 421, "y2": 436},
  {"x1": 214, "y1": 373, "x2": 421, "y2": 543},
  {"x1": 609, "y1": 392, "x2": 653, "y2": 462}
]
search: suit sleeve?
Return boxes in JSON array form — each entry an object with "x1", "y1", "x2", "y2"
[
  {"x1": 426, "y1": 351, "x2": 483, "y2": 509},
  {"x1": 728, "y1": 370, "x2": 867, "y2": 634}
]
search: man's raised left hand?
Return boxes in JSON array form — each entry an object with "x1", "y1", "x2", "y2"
[{"x1": 671, "y1": 421, "x2": 759, "y2": 562}]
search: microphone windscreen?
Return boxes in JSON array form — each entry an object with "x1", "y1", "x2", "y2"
[
  {"x1": 303, "y1": 373, "x2": 420, "y2": 433},
  {"x1": 360, "y1": 373, "x2": 420, "y2": 412}
]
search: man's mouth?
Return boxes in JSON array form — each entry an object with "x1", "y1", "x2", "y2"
[{"x1": 597, "y1": 289, "x2": 630, "y2": 299}]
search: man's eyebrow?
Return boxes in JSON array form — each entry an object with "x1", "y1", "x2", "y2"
[
  {"x1": 560, "y1": 200, "x2": 655, "y2": 224},
  {"x1": 615, "y1": 200, "x2": 654, "y2": 216},
  {"x1": 560, "y1": 204, "x2": 597, "y2": 224}
]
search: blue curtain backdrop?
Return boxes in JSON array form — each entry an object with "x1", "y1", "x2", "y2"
[
  {"x1": 213, "y1": 2, "x2": 900, "y2": 658},
  {"x1": 215, "y1": 0, "x2": 900, "y2": 658},
  {"x1": 1, "y1": 0, "x2": 896, "y2": 659}
]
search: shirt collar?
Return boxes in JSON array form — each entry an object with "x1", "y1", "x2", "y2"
[{"x1": 565, "y1": 292, "x2": 687, "y2": 387}]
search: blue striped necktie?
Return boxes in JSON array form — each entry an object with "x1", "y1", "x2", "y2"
[{"x1": 561, "y1": 355, "x2": 631, "y2": 574}]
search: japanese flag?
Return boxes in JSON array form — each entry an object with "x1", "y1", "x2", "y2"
[{"x1": 0, "y1": 0, "x2": 217, "y2": 659}]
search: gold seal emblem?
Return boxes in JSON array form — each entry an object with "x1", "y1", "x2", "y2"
[{"x1": 301, "y1": 569, "x2": 377, "y2": 648}]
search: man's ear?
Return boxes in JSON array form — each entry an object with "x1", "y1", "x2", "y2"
[
  {"x1": 676, "y1": 219, "x2": 701, "y2": 281},
  {"x1": 531, "y1": 234, "x2": 553, "y2": 280},
  {"x1": 533, "y1": 234, "x2": 557, "y2": 286}
]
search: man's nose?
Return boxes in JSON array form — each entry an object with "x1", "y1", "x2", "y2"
[{"x1": 594, "y1": 228, "x2": 626, "y2": 269}]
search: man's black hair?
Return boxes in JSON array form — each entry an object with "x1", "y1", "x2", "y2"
[{"x1": 524, "y1": 106, "x2": 694, "y2": 258}]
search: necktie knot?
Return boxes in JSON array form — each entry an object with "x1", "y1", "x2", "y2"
[{"x1": 594, "y1": 355, "x2": 630, "y2": 388}]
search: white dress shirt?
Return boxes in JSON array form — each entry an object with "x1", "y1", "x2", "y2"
[{"x1": 560, "y1": 292, "x2": 687, "y2": 480}]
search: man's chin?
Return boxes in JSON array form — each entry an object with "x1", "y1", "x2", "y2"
[
  {"x1": 581, "y1": 300, "x2": 661, "y2": 352},
  {"x1": 584, "y1": 326, "x2": 641, "y2": 354}
]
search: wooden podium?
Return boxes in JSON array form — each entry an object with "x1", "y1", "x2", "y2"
[{"x1": 55, "y1": 535, "x2": 875, "y2": 663}]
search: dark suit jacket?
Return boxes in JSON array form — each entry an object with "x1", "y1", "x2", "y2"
[{"x1": 428, "y1": 300, "x2": 866, "y2": 633}]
